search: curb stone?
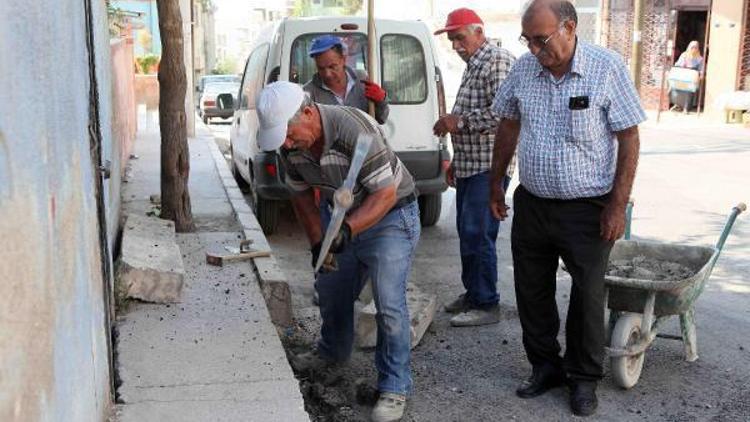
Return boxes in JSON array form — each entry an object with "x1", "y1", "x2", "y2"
[{"x1": 203, "y1": 133, "x2": 294, "y2": 329}]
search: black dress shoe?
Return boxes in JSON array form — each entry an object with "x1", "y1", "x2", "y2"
[
  {"x1": 570, "y1": 381, "x2": 598, "y2": 417},
  {"x1": 516, "y1": 366, "x2": 565, "y2": 399}
]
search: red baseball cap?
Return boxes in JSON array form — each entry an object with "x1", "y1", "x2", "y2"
[{"x1": 434, "y1": 8, "x2": 483, "y2": 35}]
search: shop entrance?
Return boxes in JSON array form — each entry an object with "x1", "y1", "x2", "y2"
[{"x1": 667, "y1": 3, "x2": 710, "y2": 113}]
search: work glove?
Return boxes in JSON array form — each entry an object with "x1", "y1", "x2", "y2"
[
  {"x1": 362, "y1": 80, "x2": 386, "y2": 103},
  {"x1": 329, "y1": 222, "x2": 352, "y2": 254}
]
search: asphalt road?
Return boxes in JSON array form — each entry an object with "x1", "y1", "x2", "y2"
[{"x1": 208, "y1": 116, "x2": 750, "y2": 421}]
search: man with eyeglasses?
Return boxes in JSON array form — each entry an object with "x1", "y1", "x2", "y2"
[
  {"x1": 489, "y1": 0, "x2": 645, "y2": 416},
  {"x1": 432, "y1": 8, "x2": 516, "y2": 327}
]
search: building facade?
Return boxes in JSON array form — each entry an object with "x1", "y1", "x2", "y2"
[{"x1": 600, "y1": 0, "x2": 750, "y2": 115}]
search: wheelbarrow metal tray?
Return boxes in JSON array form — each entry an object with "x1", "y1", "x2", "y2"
[{"x1": 605, "y1": 240, "x2": 716, "y2": 316}]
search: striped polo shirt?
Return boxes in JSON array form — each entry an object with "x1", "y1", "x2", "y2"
[{"x1": 280, "y1": 104, "x2": 415, "y2": 208}]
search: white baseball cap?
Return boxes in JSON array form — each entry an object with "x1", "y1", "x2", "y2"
[{"x1": 256, "y1": 81, "x2": 306, "y2": 151}]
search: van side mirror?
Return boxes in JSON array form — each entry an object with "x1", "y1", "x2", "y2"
[{"x1": 217, "y1": 93, "x2": 234, "y2": 111}]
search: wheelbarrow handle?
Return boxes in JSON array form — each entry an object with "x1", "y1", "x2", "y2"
[
  {"x1": 624, "y1": 199, "x2": 635, "y2": 240},
  {"x1": 715, "y1": 202, "x2": 746, "y2": 252}
]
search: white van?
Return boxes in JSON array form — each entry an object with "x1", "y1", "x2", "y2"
[{"x1": 227, "y1": 17, "x2": 449, "y2": 234}]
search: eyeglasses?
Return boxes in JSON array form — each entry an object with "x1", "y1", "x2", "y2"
[{"x1": 519, "y1": 23, "x2": 565, "y2": 50}]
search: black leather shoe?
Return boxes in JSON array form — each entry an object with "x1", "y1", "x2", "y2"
[
  {"x1": 516, "y1": 366, "x2": 565, "y2": 399},
  {"x1": 570, "y1": 381, "x2": 598, "y2": 417}
]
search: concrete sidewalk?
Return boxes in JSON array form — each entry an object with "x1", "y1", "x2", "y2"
[{"x1": 114, "y1": 111, "x2": 308, "y2": 421}]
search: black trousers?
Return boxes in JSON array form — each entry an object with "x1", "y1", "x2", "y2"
[{"x1": 511, "y1": 185, "x2": 614, "y2": 381}]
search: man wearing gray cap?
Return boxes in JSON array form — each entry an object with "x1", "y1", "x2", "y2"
[{"x1": 256, "y1": 81, "x2": 419, "y2": 422}]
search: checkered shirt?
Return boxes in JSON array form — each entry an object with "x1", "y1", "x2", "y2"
[
  {"x1": 492, "y1": 40, "x2": 647, "y2": 199},
  {"x1": 451, "y1": 42, "x2": 516, "y2": 178}
]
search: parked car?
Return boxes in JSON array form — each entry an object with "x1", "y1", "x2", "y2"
[
  {"x1": 226, "y1": 17, "x2": 450, "y2": 234},
  {"x1": 199, "y1": 82, "x2": 240, "y2": 124},
  {"x1": 197, "y1": 74, "x2": 240, "y2": 93}
]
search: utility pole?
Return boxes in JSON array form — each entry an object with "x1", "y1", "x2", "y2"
[
  {"x1": 367, "y1": 0, "x2": 376, "y2": 117},
  {"x1": 630, "y1": 0, "x2": 645, "y2": 94}
]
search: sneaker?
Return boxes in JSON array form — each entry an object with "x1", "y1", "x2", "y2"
[
  {"x1": 444, "y1": 293, "x2": 468, "y2": 313},
  {"x1": 371, "y1": 392, "x2": 406, "y2": 422},
  {"x1": 289, "y1": 349, "x2": 335, "y2": 373},
  {"x1": 449, "y1": 307, "x2": 500, "y2": 327}
]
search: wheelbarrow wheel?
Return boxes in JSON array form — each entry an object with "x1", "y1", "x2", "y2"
[{"x1": 611, "y1": 313, "x2": 645, "y2": 389}]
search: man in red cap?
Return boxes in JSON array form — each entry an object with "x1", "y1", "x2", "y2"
[{"x1": 433, "y1": 8, "x2": 516, "y2": 327}]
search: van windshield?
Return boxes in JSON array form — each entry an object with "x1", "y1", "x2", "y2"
[{"x1": 290, "y1": 33, "x2": 368, "y2": 85}]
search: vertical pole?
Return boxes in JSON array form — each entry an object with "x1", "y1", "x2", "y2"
[
  {"x1": 600, "y1": 0, "x2": 611, "y2": 46},
  {"x1": 696, "y1": 0, "x2": 713, "y2": 117},
  {"x1": 656, "y1": 0, "x2": 671, "y2": 123},
  {"x1": 630, "y1": 0, "x2": 645, "y2": 94},
  {"x1": 367, "y1": 0, "x2": 376, "y2": 118}
]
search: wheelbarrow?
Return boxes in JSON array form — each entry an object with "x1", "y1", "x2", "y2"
[{"x1": 604, "y1": 203, "x2": 746, "y2": 389}]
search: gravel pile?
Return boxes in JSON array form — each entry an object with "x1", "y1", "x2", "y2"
[{"x1": 607, "y1": 255, "x2": 695, "y2": 281}]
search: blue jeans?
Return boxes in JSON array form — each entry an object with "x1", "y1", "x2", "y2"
[
  {"x1": 455, "y1": 171, "x2": 510, "y2": 308},
  {"x1": 315, "y1": 201, "x2": 420, "y2": 395}
]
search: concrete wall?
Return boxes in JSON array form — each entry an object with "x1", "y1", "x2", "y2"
[
  {"x1": 0, "y1": 0, "x2": 113, "y2": 420},
  {"x1": 110, "y1": 38, "x2": 138, "y2": 240},
  {"x1": 705, "y1": 0, "x2": 746, "y2": 115},
  {"x1": 135, "y1": 74, "x2": 160, "y2": 109}
]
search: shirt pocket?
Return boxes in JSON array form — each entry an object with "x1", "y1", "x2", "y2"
[{"x1": 568, "y1": 108, "x2": 599, "y2": 143}]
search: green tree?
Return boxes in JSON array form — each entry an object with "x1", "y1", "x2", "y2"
[
  {"x1": 343, "y1": 0, "x2": 363, "y2": 15},
  {"x1": 212, "y1": 56, "x2": 237, "y2": 75},
  {"x1": 291, "y1": 0, "x2": 311, "y2": 17}
]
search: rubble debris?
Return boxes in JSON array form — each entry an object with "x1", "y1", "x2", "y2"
[{"x1": 607, "y1": 255, "x2": 695, "y2": 281}]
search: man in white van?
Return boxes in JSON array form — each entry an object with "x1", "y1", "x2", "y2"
[
  {"x1": 433, "y1": 8, "x2": 516, "y2": 327},
  {"x1": 303, "y1": 34, "x2": 390, "y2": 124},
  {"x1": 256, "y1": 81, "x2": 420, "y2": 422}
]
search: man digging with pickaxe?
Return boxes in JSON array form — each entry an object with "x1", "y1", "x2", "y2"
[{"x1": 255, "y1": 81, "x2": 420, "y2": 422}]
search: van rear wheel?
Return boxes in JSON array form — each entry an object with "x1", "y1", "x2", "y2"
[
  {"x1": 255, "y1": 197, "x2": 279, "y2": 235},
  {"x1": 249, "y1": 183, "x2": 279, "y2": 235},
  {"x1": 418, "y1": 193, "x2": 441, "y2": 227}
]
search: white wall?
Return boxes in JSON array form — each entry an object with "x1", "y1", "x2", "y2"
[{"x1": 0, "y1": 0, "x2": 113, "y2": 420}]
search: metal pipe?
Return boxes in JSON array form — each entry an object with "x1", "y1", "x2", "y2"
[
  {"x1": 367, "y1": 0, "x2": 376, "y2": 118},
  {"x1": 656, "y1": 0, "x2": 672, "y2": 123},
  {"x1": 696, "y1": 0, "x2": 713, "y2": 117}
]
